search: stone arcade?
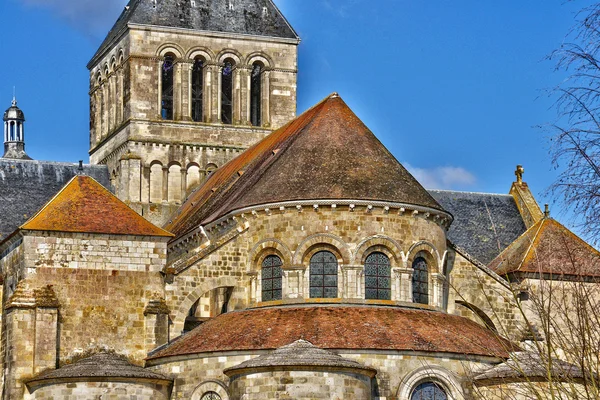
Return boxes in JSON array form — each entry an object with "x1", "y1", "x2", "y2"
[{"x1": 1, "y1": 1, "x2": 599, "y2": 399}]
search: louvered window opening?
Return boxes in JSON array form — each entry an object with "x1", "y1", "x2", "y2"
[
  {"x1": 221, "y1": 60, "x2": 234, "y2": 124},
  {"x1": 365, "y1": 252, "x2": 391, "y2": 300},
  {"x1": 192, "y1": 58, "x2": 204, "y2": 122},
  {"x1": 310, "y1": 251, "x2": 338, "y2": 298},
  {"x1": 250, "y1": 62, "x2": 262, "y2": 126},
  {"x1": 262, "y1": 255, "x2": 283, "y2": 301},
  {"x1": 161, "y1": 55, "x2": 174, "y2": 120}
]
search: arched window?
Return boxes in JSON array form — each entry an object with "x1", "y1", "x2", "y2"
[
  {"x1": 162, "y1": 54, "x2": 175, "y2": 120},
  {"x1": 411, "y1": 382, "x2": 448, "y2": 400},
  {"x1": 250, "y1": 62, "x2": 263, "y2": 127},
  {"x1": 310, "y1": 251, "x2": 338, "y2": 298},
  {"x1": 412, "y1": 256, "x2": 429, "y2": 304},
  {"x1": 365, "y1": 252, "x2": 391, "y2": 300},
  {"x1": 167, "y1": 164, "x2": 182, "y2": 203},
  {"x1": 9, "y1": 122, "x2": 15, "y2": 141},
  {"x1": 149, "y1": 163, "x2": 163, "y2": 203},
  {"x1": 192, "y1": 57, "x2": 204, "y2": 122},
  {"x1": 261, "y1": 255, "x2": 283, "y2": 301},
  {"x1": 200, "y1": 392, "x2": 222, "y2": 400},
  {"x1": 186, "y1": 165, "x2": 201, "y2": 191},
  {"x1": 221, "y1": 58, "x2": 235, "y2": 124}
]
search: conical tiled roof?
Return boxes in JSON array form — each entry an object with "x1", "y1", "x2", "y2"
[
  {"x1": 488, "y1": 218, "x2": 600, "y2": 277},
  {"x1": 166, "y1": 94, "x2": 445, "y2": 237},
  {"x1": 21, "y1": 175, "x2": 173, "y2": 237},
  {"x1": 90, "y1": 0, "x2": 298, "y2": 67},
  {"x1": 224, "y1": 339, "x2": 377, "y2": 376}
]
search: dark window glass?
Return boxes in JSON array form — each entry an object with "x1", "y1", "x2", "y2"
[
  {"x1": 411, "y1": 382, "x2": 447, "y2": 400},
  {"x1": 9, "y1": 122, "x2": 15, "y2": 141},
  {"x1": 262, "y1": 255, "x2": 283, "y2": 301},
  {"x1": 192, "y1": 58, "x2": 204, "y2": 122},
  {"x1": 221, "y1": 60, "x2": 234, "y2": 124},
  {"x1": 250, "y1": 63, "x2": 262, "y2": 127},
  {"x1": 161, "y1": 55, "x2": 174, "y2": 120},
  {"x1": 310, "y1": 251, "x2": 338, "y2": 298},
  {"x1": 365, "y1": 252, "x2": 391, "y2": 300},
  {"x1": 412, "y1": 257, "x2": 429, "y2": 304},
  {"x1": 200, "y1": 392, "x2": 222, "y2": 400}
]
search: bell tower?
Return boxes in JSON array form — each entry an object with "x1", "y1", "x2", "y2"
[
  {"x1": 3, "y1": 96, "x2": 31, "y2": 160},
  {"x1": 87, "y1": 0, "x2": 300, "y2": 226}
]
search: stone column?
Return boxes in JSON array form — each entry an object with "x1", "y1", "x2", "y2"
[
  {"x1": 180, "y1": 166, "x2": 188, "y2": 201},
  {"x1": 162, "y1": 166, "x2": 169, "y2": 203},
  {"x1": 342, "y1": 265, "x2": 363, "y2": 299},
  {"x1": 431, "y1": 273, "x2": 446, "y2": 308},
  {"x1": 394, "y1": 267, "x2": 414, "y2": 302},
  {"x1": 215, "y1": 65, "x2": 223, "y2": 123},
  {"x1": 144, "y1": 299, "x2": 171, "y2": 352},
  {"x1": 262, "y1": 70, "x2": 271, "y2": 127},
  {"x1": 206, "y1": 63, "x2": 217, "y2": 123}
]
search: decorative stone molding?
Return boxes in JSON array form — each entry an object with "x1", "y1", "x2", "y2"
[
  {"x1": 191, "y1": 380, "x2": 230, "y2": 400},
  {"x1": 397, "y1": 365, "x2": 465, "y2": 400}
]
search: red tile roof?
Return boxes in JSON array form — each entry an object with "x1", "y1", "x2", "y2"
[
  {"x1": 166, "y1": 94, "x2": 444, "y2": 238},
  {"x1": 488, "y1": 218, "x2": 600, "y2": 277},
  {"x1": 21, "y1": 175, "x2": 173, "y2": 237},
  {"x1": 147, "y1": 306, "x2": 513, "y2": 362}
]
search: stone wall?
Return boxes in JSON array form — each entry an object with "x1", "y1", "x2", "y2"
[
  {"x1": 89, "y1": 26, "x2": 299, "y2": 225},
  {"x1": 148, "y1": 350, "x2": 497, "y2": 400},
  {"x1": 2, "y1": 231, "x2": 169, "y2": 367},
  {"x1": 446, "y1": 249, "x2": 524, "y2": 341},
  {"x1": 229, "y1": 370, "x2": 371, "y2": 400},
  {"x1": 166, "y1": 206, "x2": 449, "y2": 335},
  {"x1": 26, "y1": 381, "x2": 171, "y2": 400}
]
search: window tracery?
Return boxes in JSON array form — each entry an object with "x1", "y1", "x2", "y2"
[
  {"x1": 309, "y1": 251, "x2": 338, "y2": 298},
  {"x1": 200, "y1": 392, "x2": 222, "y2": 400},
  {"x1": 411, "y1": 382, "x2": 448, "y2": 400},
  {"x1": 261, "y1": 255, "x2": 283, "y2": 301},
  {"x1": 365, "y1": 252, "x2": 391, "y2": 300},
  {"x1": 412, "y1": 256, "x2": 429, "y2": 304}
]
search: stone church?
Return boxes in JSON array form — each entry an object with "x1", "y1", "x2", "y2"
[{"x1": 1, "y1": 1, "x2": 599, "y2": 399}]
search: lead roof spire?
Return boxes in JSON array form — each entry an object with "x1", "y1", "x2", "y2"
[{"x1": 3, "y1": 96, "x2": 31, "y2": 160}]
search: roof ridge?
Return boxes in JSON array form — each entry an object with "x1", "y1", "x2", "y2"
[
  {"x1": 517, "y1": 219, "x2": 546, "y2": 272},
  {"x1": 428, "y1": 188, "x2": 512, "y2": 197}
]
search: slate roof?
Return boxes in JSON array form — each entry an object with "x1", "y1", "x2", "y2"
[
  {"x1": 0, "y1": 159, "x2": 110, "y2": 242},
  {"x1": 224, "y1": 339, "x2": 377, "y2": 376},
  {"x1": 21, "y1": 175, "x2": 173, "y2": 237},
  {"x1": 429, "y1": 190, "x2": 527, "y2": 265},
  {"x1": 488, "y1": 218, "x2": 600, "y2": 277},
  {"x1": 474, "y1": 352, "x2": 587, "y2": 384},
  {"x1": 147, "y1": 305, "x2": 513, "y2": 362},
  {"x1": 166, "y1": 94, "x2": 445, "y2": 238},
  {"x1": 26, "y1": 352, "x2": 171, "y2": 387},
  {"x1": 90, "y1": 0, "x2": 298, "y2": 67}
]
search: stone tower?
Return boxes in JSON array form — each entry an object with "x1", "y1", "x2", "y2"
[
  {"x1": 3, "y1": 97, "x2": 31, "y2": 160},
  {"x1": 87, "y1": 0, "x2": 300, "y2": 226}
]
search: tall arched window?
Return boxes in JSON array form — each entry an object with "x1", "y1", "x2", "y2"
[
  {"x1": 9, "y1": 122, "x2": 15, "y2": 141},
  {"x1": 149, "y1": 163, "x2": 163, "y2": 203},
  {"x1": 200, "y1": 392, "x2": 222, "y2": 400},
  {"x1": 250, "y1": 62, "x2": 263, "y2": 127},
  {"x1": 310, "y1": 251, "x2": 338, "y2": 298},
  {"x1": 192, "y1": 57, "x2": 204, "y2": 122},
  {"x1": 411, "y1": 382, "x2": 447, "y2": 400},
  {"x1": 162, "y1": 54, "x2": 175, "y2": 120},
  {"x1": 221, "y1": 58, "x2": 235, "y2": 124},
  {"x1": 412, "y1": 256, "x2": 429, "y2": 304},
  {"x1": 365, "y1": 252, "x2": 391, "y2": 300},
  {"x1": 262, "y1": 255, "x2": 283, "y2": 301}
]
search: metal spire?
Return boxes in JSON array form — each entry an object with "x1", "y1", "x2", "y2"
[{"x1": 12, "y1": 87, "x2": 16, "y2": 106}]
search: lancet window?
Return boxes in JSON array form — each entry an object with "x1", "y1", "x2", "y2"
[
  {"x1": 309, "y1": 251, "x2": 338, "y2": 298},
  {"x1": 365, "y1": 252, "x2": 391, "y2": 300}
]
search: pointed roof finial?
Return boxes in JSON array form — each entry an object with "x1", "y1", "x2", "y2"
[
  {"x1": 515, "y1": 165, "x2": 524, "y2": 184},
  {"x1": 12, "y1": 87, "x2": 16, "y2": 106}
]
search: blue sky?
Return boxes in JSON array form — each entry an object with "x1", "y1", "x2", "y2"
[{"x1": 0, "y1": 0, "x2": 595, "y2": 211}]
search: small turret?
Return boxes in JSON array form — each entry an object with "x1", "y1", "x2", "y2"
[{"x1": 3, "y1": 96, "x2": 31, "y2": 159}]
